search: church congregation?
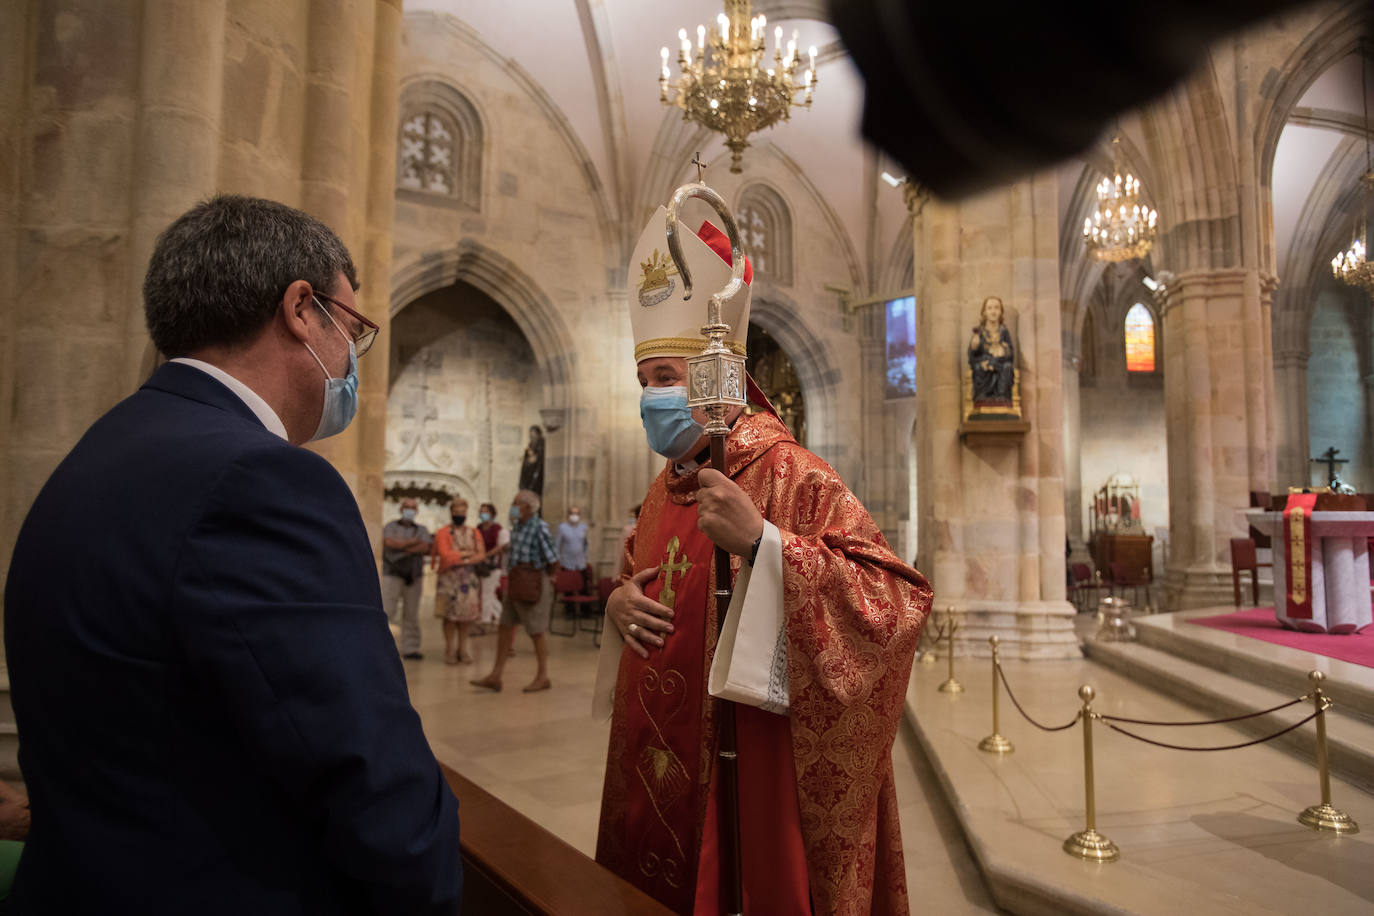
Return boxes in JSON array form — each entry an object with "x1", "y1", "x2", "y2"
[{"x1": 4, "y1": 0, "x2": 1374, "y2": 914}]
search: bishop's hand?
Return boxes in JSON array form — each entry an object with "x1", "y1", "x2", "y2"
[
  {"x1": 607, "y1": 565, "x2": 675, "y2": 659},
  {"x1": 695, "y1": 469, "x2": 764, "y2": 556}
]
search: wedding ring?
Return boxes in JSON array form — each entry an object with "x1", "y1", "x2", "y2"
[{"x1": 628, "y1": 622, "x2": 640, "y2": 636}]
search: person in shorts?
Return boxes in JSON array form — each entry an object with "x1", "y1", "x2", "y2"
[{"x1": 470, "y1": 489, "x2": 557, "y2": 693}]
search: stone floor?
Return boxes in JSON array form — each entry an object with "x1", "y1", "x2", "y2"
[
  {"x1": 400, "y1": 620, "x2": 1002, "y2": 914},
  {"x1": 910, "y1": 616, "x2": 1374, "y2": 915}
]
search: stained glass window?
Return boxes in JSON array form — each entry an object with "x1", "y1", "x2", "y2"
[{"x1": 1124, "y1": 303, "x2": 1155, "y2": 373}]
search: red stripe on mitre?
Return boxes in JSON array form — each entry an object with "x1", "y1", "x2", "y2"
[{"x1": 696, "y1": 220, "x2": 753, "y2": 285}]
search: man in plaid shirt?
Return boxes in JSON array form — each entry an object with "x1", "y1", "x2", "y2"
[{"x1": 471, "y1": 489, "x2": 558, "y2": 692}]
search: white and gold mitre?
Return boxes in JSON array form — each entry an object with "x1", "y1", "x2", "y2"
[{"x1": 628, "y1": 205, "x2": 752, "y2": 362}]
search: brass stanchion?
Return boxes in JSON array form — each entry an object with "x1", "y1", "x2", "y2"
[
  {"x1": 978, "y1": 635, "x2": 1014, "y2": 754},
  {"x1": 1063, "y1": 685, "x2": 1119, "y2": 861},
  {"x1": 1297, "y1": 670, "x2": 1360, "y2": 834},
  {"x1": 917, "y1": 616, "x2": 939, "y2": 666},
  {"x1": 937, "y1": 608, "x2": 963, "y2": 694}
]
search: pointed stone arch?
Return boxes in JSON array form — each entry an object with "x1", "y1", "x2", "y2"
[
  {"x1": 1141, "y1": 67, "x2": 1241, "y2": 271},
  {"x1": 389, "y1": 240, "x2": 576, "y2": 418},
  {"x1": 748, "y1": 290, "x2": 842, "y2": 469}
]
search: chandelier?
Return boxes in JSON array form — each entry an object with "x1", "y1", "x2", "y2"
[
  {"x1": 1332, "y1": 53, "x2": 1373, "y2": 297},
  {"x1": 658, "y1": 0, "x2": 816, "y2": 173},
  {"x1": 1083, "y1": 136, "x2": 1158, "y2": 262}
]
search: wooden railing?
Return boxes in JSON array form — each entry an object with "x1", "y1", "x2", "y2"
[{"x1": 443, "y1": 764, "x2": 674, "y2": 916}]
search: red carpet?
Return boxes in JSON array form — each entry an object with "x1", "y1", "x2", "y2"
[{"x1": 1188, "y1": 608, "x2": 1374, "y2": 668}]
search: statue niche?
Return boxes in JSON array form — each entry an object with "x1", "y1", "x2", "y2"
[{"x1": 964, "y1": 295, "x2": 1021, "y2": 420}]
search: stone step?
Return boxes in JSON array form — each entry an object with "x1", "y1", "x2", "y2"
[
  {"x1": 905, "y1": 656, "x2": 1374, "y2": 916},
  {"x1": 1084, "y1": 638, "x2": 1374, "y2": 796},
  {"x1": 1132, "y1": 609, "x2": 1374, "y2": 723}
]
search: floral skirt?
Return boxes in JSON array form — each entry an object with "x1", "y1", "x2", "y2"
[{"x1": 434, "y1": 566, "x2": 480, "y2": 622}]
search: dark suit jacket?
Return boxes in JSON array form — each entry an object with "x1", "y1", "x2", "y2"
[{"x1": 4, "y1": 362, "x2": 461, "y2": 914}]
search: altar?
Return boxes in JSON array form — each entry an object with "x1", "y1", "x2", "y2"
[{"x1": 1246, "y1": 510, "x2": 1374, "y2": 634}]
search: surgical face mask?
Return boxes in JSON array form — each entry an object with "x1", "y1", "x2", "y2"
[
  {"x1": 479, "y1": 512, "x2": 492, "y2": 524},
  {"x1": 569, "y1": 514, "x2": 581, "y2": 524},
  {"x1": 509, "y1": 505, "x2": 521, "y2": 521},
  {"x1": 640, "y1": 385, "x2": 704, "y2": 461},
  {"x1": 303, "y1": 297, "x2": 359, "y2": 441},
  {"x1": 400, "y1": 508, "x2": 417, "y2": 521}
]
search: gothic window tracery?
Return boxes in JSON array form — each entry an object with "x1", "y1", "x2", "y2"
[
  {"x1": 399, "y1": 111, "x2": 458, "y2": 195},
  {"x1": 736, "y1": 185, "x2": 793, "y2": 286},
  {"x1": 1124, "y1": 302, "x2": 1156, "y2": 373},
  {"x1": 396, "y1": 82, "x2": 482, "y2": 209}
]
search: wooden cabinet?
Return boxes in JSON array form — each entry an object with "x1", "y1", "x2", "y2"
[{"x1": 1091, "y1": 533, "x2": 1153, "y2": 582}]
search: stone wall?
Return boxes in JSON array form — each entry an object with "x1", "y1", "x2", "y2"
[
  {"x1": 387, "y1": 11, "x2": 870, "y2": 573},
  {"x1": 1307, "y1": 280, "x2": 1371, "y2": 491},
  {"x1": 387, "y1": 283, "x2": 544, "y2": 519},
  {"x1": 914, "y1": 175, "x2": 1079, "y2": 659},
  {"x1": 0, "y1": 0, "x2": 402, "y2": 601}
]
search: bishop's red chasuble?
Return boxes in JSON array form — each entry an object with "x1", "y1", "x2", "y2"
[{"x1": 596, "y1": 411, "x2": 932, "y2": 916}]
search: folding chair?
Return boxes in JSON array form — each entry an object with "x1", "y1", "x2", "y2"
[
  {"x1": 1069, "y1": 562, "x2": 1097, "y2": 612},
  {"x1": 585, "y1": 577, "x2": 618, "y2": 647},
  {"x1": 552, "y1": 569, "x2": 597, "y2": 637}
]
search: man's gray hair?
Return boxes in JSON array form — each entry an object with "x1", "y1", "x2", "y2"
[
  {"x1": 514, "y1": 489, "x2": 541, "y2": 512},
  {"x1": 143, "y1": 194, "x2": 358, "y2": 358}
]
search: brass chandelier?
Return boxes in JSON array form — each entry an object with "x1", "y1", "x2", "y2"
[
  {"x1": 1331, "y1": 53, "x2": 1373, "y2": 297},
  {"x1": 1083, "y1": 136, "x2": 1158, "y2": 262},
  {"x1": 659, "y1": 0, "x2": 816, "y2": 173}
]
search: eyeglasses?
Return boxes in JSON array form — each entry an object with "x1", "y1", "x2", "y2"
[{"x1": 314, "y1": 292, "x2": 379, "y2": 357}]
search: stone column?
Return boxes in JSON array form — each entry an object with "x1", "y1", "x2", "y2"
[
  {"x1": 915, "y1": 175, "x2": 1079, "y2": 660},
  {"x1": 3, "y1": 0, "x2": 227, "y2": 594},
  {"x1": 122, "y1": 0, "x2": 229, "y2": 387},
  {"x1": 300, "y1": 0, "x2": 403, "y2": 546},
  {"x1": 1062, "y1": 351, "x2": 1085, "y2": 548},
  {"x1": 1160, "y1": 268, "x2": 1276, "y2": 608},
  {"x1": 1273, "y1": 348, "x2": 1310, "y2": 490}
]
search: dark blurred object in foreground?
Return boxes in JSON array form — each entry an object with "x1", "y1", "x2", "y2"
[{"x1": 829, "y1": 0, "x2": 1314, "y2": 198}]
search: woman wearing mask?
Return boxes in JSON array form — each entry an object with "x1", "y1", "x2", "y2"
[
  {"x1": 475, "y1": 502, "x2": 509, "y2": 634},
  {"x1": 432, "y1": 498, "x2": 486, "y2": 664}
]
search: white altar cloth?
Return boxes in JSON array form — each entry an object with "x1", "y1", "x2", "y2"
[{"x1": 1246, "y1": 510, "x2": 1374, "y2": 634}]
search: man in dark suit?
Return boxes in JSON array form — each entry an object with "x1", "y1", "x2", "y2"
[{"x1": 3, "y1": 195, "x2": 461, "y2": 913}]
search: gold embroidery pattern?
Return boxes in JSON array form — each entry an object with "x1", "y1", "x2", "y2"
[
  {"x1": 1287, "y1": 504, "x2": 1308, "y2": 604},
  {"x1": 599, "y1": 411, "x2": 931, "y2": 916},
  {"x1": 635, "y1": 667, "x2": 689, "y2": 887},
  {"x1": 658, "y1": 536, "x2": 692, "y2": 609}
]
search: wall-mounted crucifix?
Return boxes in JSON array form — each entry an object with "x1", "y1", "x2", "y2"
[{"x1": 1310, "y1": 446, "x2": 1349, "y2": 487}]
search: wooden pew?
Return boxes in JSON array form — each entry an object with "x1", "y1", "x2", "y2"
[{"x1": 443, "y1": 764, "x2": 673, "y2": 915}]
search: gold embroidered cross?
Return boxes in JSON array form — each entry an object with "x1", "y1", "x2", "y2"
[{"x1": 659, "y1": 536, "x2": 692, "y2": 609}]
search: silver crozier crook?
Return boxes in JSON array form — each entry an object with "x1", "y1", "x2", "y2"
[{"x1": 665, "y1": 163, "x2": 747, "y2": 916}]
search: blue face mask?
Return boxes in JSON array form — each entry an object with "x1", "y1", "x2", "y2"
[
  {"x1": 509, "y1": 505, "x2": 521, "y2": 521},
  {"x1": 400, "y1": 508, "x2": 417, "y2": 521},
  {"x1": 304, "y1": 297, "x2": 359, "y2": 442},
  {"x1": 640, "y1": 385, "x2": 704, "y2": 461},
  {"x1": 479, "y1": 512, "x2": 492, "y2": 523}
]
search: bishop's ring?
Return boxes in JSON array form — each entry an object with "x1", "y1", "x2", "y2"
[{"x1": 628, "y1": 623, "x2": 640, "y2": 636}]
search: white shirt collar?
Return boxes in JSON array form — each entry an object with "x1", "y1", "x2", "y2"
[{"x1": 170, "y1": 358, "x2": 289, "y2": 440}]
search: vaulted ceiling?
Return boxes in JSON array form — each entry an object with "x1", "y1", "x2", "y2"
[{"x1": 407, "y1": 0, "x2": 911, "y2": 293}]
